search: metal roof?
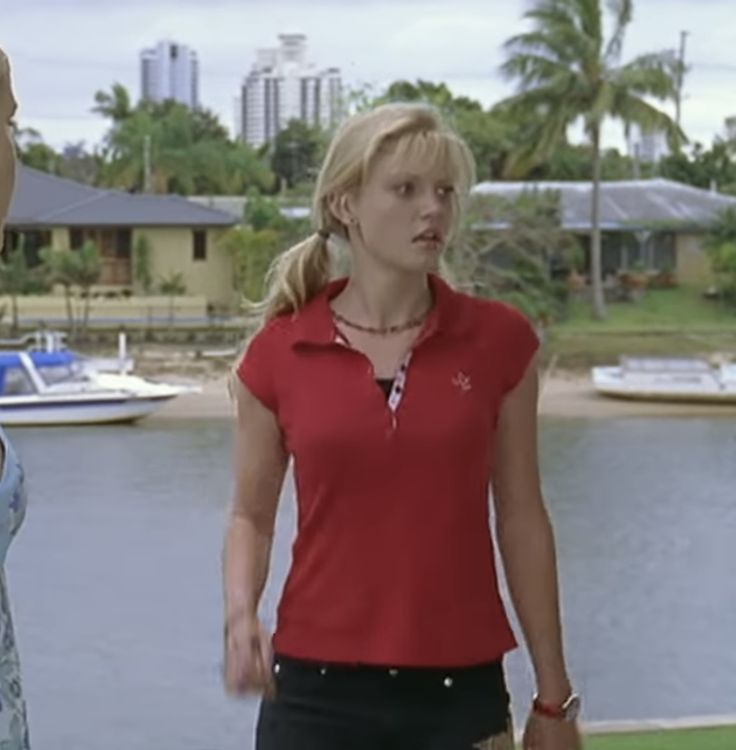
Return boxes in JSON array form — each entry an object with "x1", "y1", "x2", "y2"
[
  {"x1": 7, "y1": 165, "x2": 238, "y2": 228},
  {"x1": 471, "y1": 178, "x2": 736, "y2": 232}
]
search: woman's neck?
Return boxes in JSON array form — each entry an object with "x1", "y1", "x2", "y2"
[{"x1": 331, "y1": 270, "x2": 432, "y2": 329}]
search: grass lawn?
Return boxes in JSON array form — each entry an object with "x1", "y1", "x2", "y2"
[
  {"x1": 545, "y1": 286, "x2": 736, "y2": 370},
  {"x1": 557, "y1": 285, "x2": 735, "y2": 332},
  {"x1": 581, "y1": 725, "x2": 736, "y2": 749}
]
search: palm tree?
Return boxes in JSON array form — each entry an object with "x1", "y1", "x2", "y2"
[
  {"x1": 0, "y1": 239, "x2": 34, "y2": 334},
  {"x1": 40, "y1": 247, "x2": 79, "y2": 336},
  {"x1": 499, "y1": 0, "x2": 684, "y2": 318},
  {"x1": 159, "y1": 271, "x2": 187, "y2": 330},
  {"x1": 72, "y1": 241, "x2": 102, "y2": 336}
]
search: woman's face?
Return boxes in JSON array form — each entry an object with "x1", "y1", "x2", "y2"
[{"x1": 348, "y1": 148, "x2": 457, "y2": 274}]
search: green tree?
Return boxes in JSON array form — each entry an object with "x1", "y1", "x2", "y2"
[
  {"x1": 447, "y1": 191, "x2": 579, "y2": 323},
  {"x1": 271, "y1": 119, "x2": 325, "y2": 189},
  {"x1": 92, "y1": 82, "x2": 133, "y2": 122},
  {"x1": 660, "y1": 140, "x2": 736, "y2": 195},
  {"x1": 218, "y1": 227, "x2": 284, "y2": 303},
  {"x1": 134, "y1": 234, "x2": 154, "y2": 294},
  {"x1": 379, "y1": 80, "x2": 518, "y2": 181},
  {"x1": 159, "y1": 271, "x2": 187, "y2": 328},
  {"x1": 703, "y1": 207, "x2": 736, "y2": 306},
  {"x1": 93, "y1": 85, "x2": 275, "y2": 195},
  {"x1": 72, "y1": 241, "x2": 102, "y2": 336},
  {"x1": 0, "y1": 239, "x2": 36, "y2": 334},
  {"x1": 244, "y1": 188, "x2": 287, "y2": 231},
  {"x1": 40, "y1": 247, "x2": 79, "y2": 335},
  {"x1": 499, "y1": 0, "x2": 683, "y2": 318},
  {"x1": 13, "y1": 126, "x2": 59, "y2": 173}
]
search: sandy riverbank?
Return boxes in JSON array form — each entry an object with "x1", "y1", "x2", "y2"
[{"x1": 149, "y1": 371, "x2": 736, "y2": 422}]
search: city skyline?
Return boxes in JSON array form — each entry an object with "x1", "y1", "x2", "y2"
[
  {"x1": 238, "y1": 34, "x2": 343, "y2": 147},
  {"x1": 3, "y1": 0, "x2": 736, "y2": 153}
]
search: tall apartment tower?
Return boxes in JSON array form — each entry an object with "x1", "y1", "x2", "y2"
[
  {"x1": 627, "y1": 123, "x2": 670, "y2": 164},
  {"x1": 238, "y1": 34, "x2": 343, "y2": 148},
  {"x1": 140, "y1": 40, "x2": 199, "y2": 109}
]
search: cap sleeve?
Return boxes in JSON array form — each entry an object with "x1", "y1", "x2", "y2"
[
  {"x1": 498, "y1": 303, "x2": 540, "y2": 394},
  {"x1": 235, "y1": 323, "x2": 280, "y2": 412}
]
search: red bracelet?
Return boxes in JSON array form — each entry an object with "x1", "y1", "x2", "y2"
[{"x1": 532, "y1": 693, "x2": 581, "y2": 722}]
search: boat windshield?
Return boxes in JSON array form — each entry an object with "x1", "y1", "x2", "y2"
[{"x1": 36, "y1": 360, "x2": 86, "y2": 386}]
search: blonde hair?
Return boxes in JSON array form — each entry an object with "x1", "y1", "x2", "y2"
[{"x1": 258, "y1": 102, "x2": 476, "y2": 322}]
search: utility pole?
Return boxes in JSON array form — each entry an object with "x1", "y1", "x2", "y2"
[
  {"x1": 143, "y1": 134, "x2": 152, "y2": 193},
  {"x1": 675, "y1": 30, "x2": 689, "y2": 133}
]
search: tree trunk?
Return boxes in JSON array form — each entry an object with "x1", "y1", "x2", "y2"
[
  {"x1": 10, "y1": 293, "x2": 18, "y2": 336},
  {"x1": 64, "y1": 285, "x2": 76, "y2": 340},
  {"x1": 83, "y1": 289, "x2": 91, "y2": 339},
  {"x1": 590, "y1": 123, "x2": 607, "y2": 319}
]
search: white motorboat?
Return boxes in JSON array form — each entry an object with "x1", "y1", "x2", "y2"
[
  {"x1": 592, "y1": 357, "x2": 736, "y2": 404},
  {"x1": 0, "y1": 350, "x2": 198, "y2": 426}
]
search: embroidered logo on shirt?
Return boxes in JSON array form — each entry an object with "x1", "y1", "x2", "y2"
[{"x1": 452, "y1": 371, "x2": 472, "y2": 392}]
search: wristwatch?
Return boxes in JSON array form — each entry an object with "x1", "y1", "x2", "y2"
[{"x1": 532, "y1": 692, "x2": 581, "y2": 722}]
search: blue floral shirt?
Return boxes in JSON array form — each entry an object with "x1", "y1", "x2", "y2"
[{"x1": 0, "y1": 429, "x2": 30, "y2": 749}]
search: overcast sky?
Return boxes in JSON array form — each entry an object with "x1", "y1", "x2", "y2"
[{"x1": 2, "y1": 0, "x2": 735, "y2": 152}]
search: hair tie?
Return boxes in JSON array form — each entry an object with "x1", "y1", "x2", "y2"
[{"x1": 317, "y1": 229, "x2": 330, "y2": 240}]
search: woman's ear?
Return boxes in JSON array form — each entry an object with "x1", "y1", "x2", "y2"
[{"x1": 329, "y1": 191, "x2": 358, "y2": 229}]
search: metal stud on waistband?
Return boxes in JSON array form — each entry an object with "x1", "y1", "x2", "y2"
[
  {"x1": 273, "y1": 663, "x2": 281, "y2": 675},
  {"x1": 443, "y1": 676, "x2": 454, "y2": 688},
  {"x1": 320, "y1": 667, "x2": 328, "y2": 676},
  {"x1": 388, "y1": 668, "x2": 399, "y2": 677}
]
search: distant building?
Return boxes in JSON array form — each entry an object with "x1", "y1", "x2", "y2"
[
  {"x1": 627, "y1": 123, "x2": 670, "y2": 164},
  {"x1": 725, "y1": 116, "x2": 736, "y2": 142},
  {"x1": 238, "y1": 34, "x2": 343, "y2": 148},
  {"x1": 140, "y1": 40, "x2": 199, "y2": 109}
]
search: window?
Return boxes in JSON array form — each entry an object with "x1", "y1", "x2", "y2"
[
  {"x1": 115, "y1": 229, "x2": 132, "y2": 259},
  {"x1": 193, "y1": 230, "x2": 207, "y2": 261}
]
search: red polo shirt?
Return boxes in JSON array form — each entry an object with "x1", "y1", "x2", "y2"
[{"x1": 237, "y1": 274, "x2": 539, "y2": 667}]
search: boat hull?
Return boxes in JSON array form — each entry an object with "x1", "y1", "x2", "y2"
[
  {"x1": 0, "y1": 394, "x2": 177, "y2": 426},
  {"x1": 592, "y1": 366, "x2": 736, "y2": 404}
]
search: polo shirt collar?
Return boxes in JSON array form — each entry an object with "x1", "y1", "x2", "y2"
[{"x1": 289, "y1": 273, "x2": 470, "y2": 347}]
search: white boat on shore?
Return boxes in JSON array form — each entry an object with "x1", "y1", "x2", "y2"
[
  {"x1": 0, "y1": 350, "x2": 197, "y2": 426},
  {"x1": 592, "y1": 357, "x2": 736, "y2": 404}
]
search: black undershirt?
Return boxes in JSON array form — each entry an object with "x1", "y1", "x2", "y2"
[{"x1": 376, "y1": 378, "x2": 393, "y2": 400}]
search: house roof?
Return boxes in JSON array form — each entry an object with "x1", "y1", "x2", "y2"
[
  {"x1": 471, "y1": 178, "x2": 736, "y2": 232},
  {"x1": 7, "y1": 165, "x2": 238, "y2": 228}
]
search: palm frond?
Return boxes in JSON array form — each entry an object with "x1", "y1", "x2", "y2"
[
  {"x1": 610, "y1": 90, "x2": 687, "y2": 147},
  {"x1": 603, "y1": 0, "x2": 633, "y2": 64},
  {"x1": 612, "y1": 51, "x2": 680, "y2": 99}
]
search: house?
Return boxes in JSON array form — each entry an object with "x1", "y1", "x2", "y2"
[
  {"x1": 3, "y1": 165, "x2": 238, "y2": 307},
  {"x1": 472, "y1": 178, "x2": 736, "y2": 284}
]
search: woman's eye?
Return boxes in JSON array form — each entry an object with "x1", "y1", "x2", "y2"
[
  {"x1": 437, "y1": 185, "x2": 455, "y2": 198},
  {"x1": 396, "y1": 182, "x2": 414, "y2": 196}
]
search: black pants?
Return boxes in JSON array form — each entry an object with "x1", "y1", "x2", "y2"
[{"x1": 255, "y1": 654, "x2": 513, "y2": 750}]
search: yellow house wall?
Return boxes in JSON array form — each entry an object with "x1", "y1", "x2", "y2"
[
  {"x1": 675, "y1": 233, "x2": 712, "y2": 286},
  {"x1": 134, "y1": 227, "x2": 234, "y2": 307}
]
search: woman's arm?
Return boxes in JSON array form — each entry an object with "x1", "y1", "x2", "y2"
[
  {"x1": 222, "y1": 377, "x2": 288, "y2": 695},
  {"x1": 491, "y1": 354, "x2": 572, "y2": 704}
]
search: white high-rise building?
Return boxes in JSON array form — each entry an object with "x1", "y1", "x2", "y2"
[
  {"x1": 140, "y1": 40, "x2": 199, "y2": 109},
  {"x1": 238, "y1": 34, "x2": 343, "y2": 148},
  {"x1": 627, "y1": 123, "x2": 669, "y2": 164},
  {"x1": 725, "y1": 116, "x2": 736, "y2": 142}
]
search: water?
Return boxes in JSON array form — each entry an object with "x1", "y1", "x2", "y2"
[{"x1": 6, "y1": 416, "x2": 736, "y2": 749}]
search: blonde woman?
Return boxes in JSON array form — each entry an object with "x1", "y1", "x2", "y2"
[
  {"x1": 223, "y1": 103, "x2": 581, "y2": 750},
  {"x1": 0, "y1": 46, "x2": 31, "y2": 750}
]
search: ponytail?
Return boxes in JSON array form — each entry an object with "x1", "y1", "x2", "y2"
[{"x1": 257, "y1": 231, "x2": 332, "y2": 322}]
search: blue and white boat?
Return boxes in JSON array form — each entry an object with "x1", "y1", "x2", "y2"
[{"x1": 0, "y1": 350, "x2": 195, "y2": 426}]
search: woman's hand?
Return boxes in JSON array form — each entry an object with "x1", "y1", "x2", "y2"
[
  {"x1": 223, "y1": 610, "x2": 275, "y2": 698},
  {"x1": 522, "y1": 712, "x2": 582, "y2": 750}
]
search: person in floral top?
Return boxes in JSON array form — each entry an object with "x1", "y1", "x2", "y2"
[{"x1": 0, "y1": 46, "x2": 31, "y2": 750}]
